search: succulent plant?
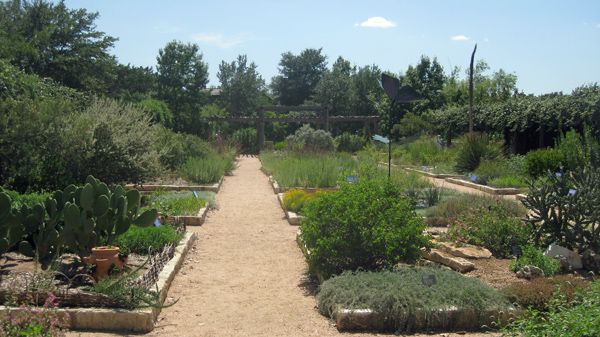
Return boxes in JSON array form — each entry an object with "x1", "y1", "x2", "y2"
[{"x1": 0, "y1": 189, "x2": 23, "y2": 255}]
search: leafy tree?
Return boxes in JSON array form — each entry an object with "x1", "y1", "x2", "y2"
[
  {"x1": 0, "y1": 0, "x2": 118, "y2": 93},
  {"x1": 270, "y1": 48, "x2": 327, "y2": 105},
  {"x1": 402, "y1": 55, "x2": 446, "y2": 112},
  {"x1": 138, "y1": 98, "x2": 173, "y2": 127},
  {"x1": 217, "y1": 54, "x2": 265, "y2": 116},
  {"x1": 156, "y1": 40, "x2": 209, "y2": 133},
  {"x1": 315, "y1": 56, "x2": 356, "y2": 116},
  {"x1": 107, "y1": 64, "x2": 157, "y2": 102},
  {"x1": 351, "y1": 65, "x2": 382, "y2": 116}
]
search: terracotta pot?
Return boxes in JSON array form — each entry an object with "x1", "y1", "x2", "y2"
[{"x1": 84, "y1": 246, "x2": 127, "y2": 280}]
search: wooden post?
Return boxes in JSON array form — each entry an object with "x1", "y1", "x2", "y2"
[{"x1": 257, "y1": 110, "x2": 265, "y2": 151}]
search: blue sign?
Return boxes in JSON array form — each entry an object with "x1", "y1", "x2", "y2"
[
  {"x1": 154, "y1": 218, "x2": 162, "y2": 227},
  {"x1": 192, "y1": 191, "x2": 199, "y2": 198},
  {"x1": 372, "y1": 134, "x2": 390, "y2": 144},
  {"x1": 346, "y1": 175, "x2": 358, "y2": 183}
]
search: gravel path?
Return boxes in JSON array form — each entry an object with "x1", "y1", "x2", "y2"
[{"x1": 68, "y1": 157, "x2": 499, "y2": 337}]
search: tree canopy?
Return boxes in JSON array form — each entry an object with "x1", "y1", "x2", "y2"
[
  {"x1": 271, "y1": 48, "x2": 327, "y2": 106},
  {"x1": 217, "y1": 54, "x2": 265, "y2": 116}
]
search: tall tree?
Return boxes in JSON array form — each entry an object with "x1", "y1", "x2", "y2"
[
  {"x1": 352, "y1": 65, "x2": 382, "y2": 116},
  {"x1": 402, "y1": 55, "x2": 446, "y2": 112},
  {"x1": 0, "y1": 0, "x2": 118, "y2": 93},
  {"x1": 270, "y1": 48, "x2": 327, "y2": 106},
  {"x1": 107, "y1": 64, "x2": 156, "y2": 102},
  {"x1": 315, "y1": 56, "x2": 356, "y2": 116},
  {"x1": 217, "y1": 54, "x2": 265, "y2": 116},
  {"x1": 156, "y1": 40, "x2": 209, "y2": 133}
]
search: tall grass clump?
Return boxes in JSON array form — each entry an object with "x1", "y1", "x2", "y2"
[
  {"x1": 455, "y1": 133, "x2": 503, "y2": 173},
  {"x1": 179, "y1": 150, "x2": 235, "y2": 184},
  {"x1": 260, "y1": 151, "x2": 355, "y2": 188},
  {"x1": 318, "y1": 268, "x2": 511, "y2": 332}
]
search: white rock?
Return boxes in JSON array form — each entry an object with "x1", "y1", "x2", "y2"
[{"x1": 544, "y1": 243, "x2": 582, "y2": 269}]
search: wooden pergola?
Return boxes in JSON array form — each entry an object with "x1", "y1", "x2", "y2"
[{"x1": 206, "y1": 105, "x2": 380, "y2": 150}]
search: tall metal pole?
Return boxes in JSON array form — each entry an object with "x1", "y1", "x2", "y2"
[{"x1": 388, "y1": 99, "x2": 395, "y2": 180}]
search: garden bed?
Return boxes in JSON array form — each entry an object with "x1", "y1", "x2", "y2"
[
  {"x1": 267, "y1": 175, "x2": 338, "y2": 194},
  {"x1": 444, "y1": 177, "x2": 526, "y2": 195},
  {"x1": 403, "y1": 167, "x2": 463, "y2": 179},
  {"x1": 277, "y1": 193, "x2": 303, "y2": 225},
  {"x1": 0, "y1": 231, "x2": 196, "y2": 332},
  {"x1": 125, "y1": 176, "x2": 224, "y2": 193}
]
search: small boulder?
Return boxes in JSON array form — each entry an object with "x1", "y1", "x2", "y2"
[
  {"x1": 437, "y1": 242, "x2": 492, "y2": 259},
  {"x1": 544, "y1": 244, "x2": 582, "y2": 270},
  {"x1": 422, "y1": 249, "x2": 475, "y2": 273},
  {"x1": 516, "y1": 265, "x2": 545, "y2": 279},
  {"x1": 582, "y1": 249, "x2": 600, "y2": 272}
]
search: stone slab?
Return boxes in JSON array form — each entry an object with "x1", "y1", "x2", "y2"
[
  {"x1": 422, "y1": 249, "x2": 475, "y2": 273},
  {"x1": 125, "y1": 177, "x2": 223, "y2": 193},
  {"x1": 437, "y1": 242, "x2": 492, "y2": 259},
  {"x1": 404, "y1": 167, "x2": 464, "y2": 179},
  {"x1": 161, "y1": 205, "x2": 209, "y2": 226},
  {"x1": 444, "y1": 178, "x2": 525, "y2": 195}
]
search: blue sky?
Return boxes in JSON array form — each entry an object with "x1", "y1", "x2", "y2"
[{"x1": 64, "y1": 0, "x2": 600, "y2": 94}]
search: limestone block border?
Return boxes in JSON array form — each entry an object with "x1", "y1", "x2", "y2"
[
  {"x1": 516, "y1": 193, "x2": 527, "y2": 201},
  {"x1": 161, "y1": 204, "x2": 210, "y2": 226},
  {"x1": 334, "y1": 306, "x2": 522, "y2": 332},
  {"x1": 0, "y1": 232, "x2": 197, "y2": 333},
  {"x1": 125, "y1": 177, "x2": 224, "y2": 193},
  {"x1": 404, "y1": 167, "x2": 464, "y2": 179},
  {"x1": 277, "y1": 193, "x2": 304, "y2": 226},
  {"x1": 444, "y1": 177, "x2": 526, "y2": 195}
]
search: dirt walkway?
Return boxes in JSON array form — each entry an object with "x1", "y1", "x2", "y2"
[{"x1": 69, "y1": 157, "x2": 498, "y2": 337}]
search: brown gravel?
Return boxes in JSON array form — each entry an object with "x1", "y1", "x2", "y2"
[{"x1": 67, "y1": 157, "x2": 500, "y2": 337}]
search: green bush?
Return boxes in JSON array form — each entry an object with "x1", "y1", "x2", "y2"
[
  {"x1": 446, "y1": 204, "x2": 530, "y2": 257},
  {"x1": 154, "y1": 127, "x2": 216, "y2": 171},
  {"x1": 114, "y1": 225, "x2": 183, "y2": 255},
  {"x1": 281, "y1": 189, "x2": 321, "y2": 213},
  {"x1": 455, "y1": 133, "x2": 503, "y2": 173},
  {"x1": 232, "y1": 127, "x2": 258, "y2": 154},
  {"x1": 144, "y1": 191, "x2": 207, "y2": 216},
  {"x1": 286, "y1": 124, "x2": 334, "y2": 152},
  {"x1": 474, "y1": 159, "x2": 510, "y2": 185},
  {"x1": 300, "y1": 179, "x2": 430, "y2": 279},
  {"x1": 2, "y1": 190, "x2": 50, "y2": 209},
  {"x1": 488, "y1": 175, "x2": 528, "y2": 188},
  {"x1": 179, "y1": 150, "x2": 235, "y2": 184},
  {"x1": 503, "y1": 280, "x2": 600, "y2": 336},
  {"x1": 524, "y1": 148, "x2": 564, "y2": 178},
  {"x1": 427, "y1": 193, "x2": 526, "y2": 221},
  {"x1": 318, "y1": 268, "x2": 510, "y2": 332},
  {"x1": 138, "y1": 98, "x2": 173, "y2": 128},
  {"x1": 335, "y1": 132, "x2": 364, "y2": 153},
  {"x1": 273, "y1": 140, "x2": 287, "y2": 151},
  {"x1": 510, "y1": 245, "x2": 561, "y2": 276},
  {"x1": 394, "y1": 136, "x2": 456, "y2": 168},
  {"x1": 260, "y1": 151, "x2": 355, "y2": 188}
]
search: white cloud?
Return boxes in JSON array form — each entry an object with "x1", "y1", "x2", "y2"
[
  {"x1": 450, "y1": 35, "x2": 470, "y2": 41},
  {"x1": 356, "y1": 17, "x2": 396, "y2": 28},
  {"x1": 192, "y1": 32, "x2": 250, "y2": 48}
]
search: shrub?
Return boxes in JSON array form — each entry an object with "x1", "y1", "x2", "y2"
[
  {"x1": 523, "y1": 165, "x2": 600, "y2": 253},
  {"x1": 524, "y1": 148, "x2": 564, "y2": 178},
  {"x1": 392, "y1": 112, "x2": 433, "y2": 138},
  {"x1": 510, "y1": 245, "x2": 561, "y2": 276},
  {"x1": 395, "y1": 135, "x2": 455, "y2": 167},
  {"x1": 318, "y1": 268, "x2": 511, "y2": 332},
  {"x1": 281, "y1": 189, "x2": 321, "y2": 213},
  {"x1": 154, "y1": 127, "x2": 215, "y2": 171},
  {"x1": 455, "y1": 133, "x2": 503, "y2": 173},
  {"x1": 473, "y1": 159, "x2": 510, "y2": 185},
  {"x1": 3, "y1": 190, "x2": 50, "y2": 209},
  {"x1": 114, "y1": 225, "x2": 183, "y2": 255},
  {"x1": 300, "y1": 179, "x2": 430, "y2": 279},
  {"x1": 260, "y1": 151, "x2": 355, "y2": 188},
  {"x1": 179, "y1": 150, "x2": 235, "y2": 184},
  {"x1": 138, "y1": 98, "x2": 173, "y2": 128},
  {"x1": 427, "y1": 193, "x2": 526, "y2": 221},
  {"x1": 335, "y1": 132, "x2": 364, "y2": 153},
  {"x1": 232, "y1": 127, "x2": 258, "y2": 154},
  {"x1": 144, "y1": 191, "x2": 206, "y2": 216},
  {"x1": 488, "y1": 175, "x2": 528, "y2": 188},
  {"x1": 557, "y1": 129, "x2": 600, "y2": 172},
  {"x1": 446, "y1": 205, "x2": 530, "y2": 257},
  {"x1": 286, "y1": 124, "x2": 334, "y2": 152},
  {"x1": 273, "y1": 140, "x2": 287, "y2": 151},
  {"x1": 502, "y1": 275, "x2": 590, "y2": 311},
  {"x1": 503, "y1": 280, "x2": 600, "y2": 336}
]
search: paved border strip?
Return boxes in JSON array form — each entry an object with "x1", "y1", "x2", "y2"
[
  {"x1": 125, "y1": 177, "x2": 224, "y2": 193},
  {"x1": 444, "y1": 177, "x2": 526, "y2": 195}
]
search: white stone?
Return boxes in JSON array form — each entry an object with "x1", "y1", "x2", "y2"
[{"x1": 544, "y1": 243, "x2": 582, "y2": 269}]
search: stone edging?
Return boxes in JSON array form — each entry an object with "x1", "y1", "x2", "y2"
[
  {"x1": 277, "y1": 193, "x2": 304, "y2": 226},
  {"x1": 516, "y1": 193, "x2": 527, "y2": 201},
  {"x1": 161, "y1": 205, "x2": 210, "y2": 226},
  {"x1": 334, "y1": 306, "x2": 522, "y2": 332},
  {"x1": 0, "y1": 232, "x2": 197, "y2": 333},
  {"x1": 403, "y1": 167, "x2": 464, "y2": 179},
  {"x1": 125, "y1": 177, "x2": 224, "y2": 193},
  {"x1": 444, "y1": 177, "x2": 526, "y2": 195}
]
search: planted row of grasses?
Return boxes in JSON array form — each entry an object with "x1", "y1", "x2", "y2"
[{"x1": 179, "y1": 149, "x2": 236, "y2": 184}]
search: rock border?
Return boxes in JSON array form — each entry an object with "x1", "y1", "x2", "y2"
[
  {"x1": 444, "y1": 177, "x2": 526, "y2": 195},
  {"x1": 161, "y1": 204, "x2": 210, "y2": 226},
  {"x1": 125, "y1": 177, "x2": 224, "y2": 193},
  {"x1": 334, "y1": 306, "x2": 522, "y2": 332},
  {"x1": 0, "y1": 232, "x2": 197, "y2": 333},
  {"x1": 276, "y1": 193, "x2": 304, "y2": 225},
  {"x1": 404, "y1": 167, "x2": 464, "y2": 179}
]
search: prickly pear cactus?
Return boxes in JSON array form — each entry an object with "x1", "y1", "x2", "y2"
[{"x1": 0, "y1": 189, "x2": 24, "y2": 256}]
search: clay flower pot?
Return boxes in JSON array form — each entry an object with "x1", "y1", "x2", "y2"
[{"x1": 84, "y1": 246, "x2": 127, "y2": 280}]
